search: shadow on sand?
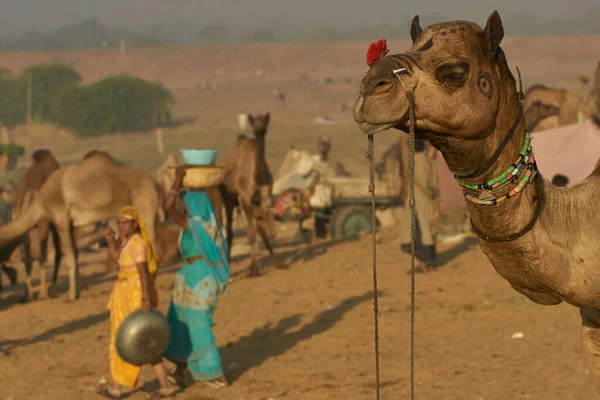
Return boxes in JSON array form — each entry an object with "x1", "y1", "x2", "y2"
[
  {"x1": 434, "y1": 236, "x2": 478, "y2": 269},
  {"x1": 220, "y1": 290, "x2": 378, "y2": 383},
  {"x1": 0, "y1": 310, "x2": 109, "y2": 353},
  {"x1": 229, "y1": 236, "x2": 353, "y2": 279}
]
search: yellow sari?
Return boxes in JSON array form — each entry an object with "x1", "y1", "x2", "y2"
[{"x1": 107, "y1": 227, "x2": 158, "y2": 388}]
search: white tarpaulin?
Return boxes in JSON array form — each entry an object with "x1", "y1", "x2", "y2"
[{"x1": 531, "y1": 119, "x2": 600, "y2": 184}]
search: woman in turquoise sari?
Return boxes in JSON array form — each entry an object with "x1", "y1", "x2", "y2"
[{"x1": 164, "y1": 165, "x2": 230, "y2": 388}]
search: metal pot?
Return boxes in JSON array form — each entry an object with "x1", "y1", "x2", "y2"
[{"x1": 115, "y1": 309, "x2": 170, "y2": 366}]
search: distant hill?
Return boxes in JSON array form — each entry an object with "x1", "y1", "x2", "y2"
[
  {"x1": 1, "y1": 10, "x2": 600, "y2": 52},
  {"x1": 0, "y1": 17, "x2": 161, "y2": 52}
]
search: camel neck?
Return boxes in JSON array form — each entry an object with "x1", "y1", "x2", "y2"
[
  {"x1": 254, "y1": 134, "x2": 268, "y2": 185},
  {"x1": 458, "y1": 99, "x2": 542, "y2": 243},
  {"x1": 254, "y1": 134, "x2": 266, "y2": 160}
]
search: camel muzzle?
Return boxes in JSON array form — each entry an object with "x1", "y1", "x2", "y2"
[{"x1": 354, "y1": 59, "x2": 414, "y2": 136}]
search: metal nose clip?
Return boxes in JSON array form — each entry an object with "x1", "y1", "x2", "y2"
[{"x1": 393, "y1": 68, "x2": 407, "y2": 74}]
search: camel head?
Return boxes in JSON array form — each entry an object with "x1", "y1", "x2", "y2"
[
  {"x1": 248, "y1": 112, "x2": 270, "y2": 138},
  {"x1": 525, "y1": 100, "x2": 560, "y2": 121},
  {"x1": 354, "y1": 11, "x2": 523, "y2": 176},
  {"x1": 32, "y1": 148, "x2": 60, "y2": 171}
]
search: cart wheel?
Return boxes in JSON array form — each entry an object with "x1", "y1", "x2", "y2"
[{"x1": 331, "y1": 205, "x2": 374, "y2": 239}]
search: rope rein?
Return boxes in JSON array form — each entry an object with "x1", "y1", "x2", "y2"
[
  {"x1": 367, "y1": 81, "x2": 417, "y2": 399},
  {"x1": 367, "y1": 135, "x2": 381, "y2": 400},
  {"x1": 407, "y1": 92, "x2": 417, "y2": 400}
]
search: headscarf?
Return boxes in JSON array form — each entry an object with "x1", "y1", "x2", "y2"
[
  {"x1": 181, "y1": 191, "x2": 230, "y2": 293},
  {"x1": 118, "y1": 205, "x2": 158, "y2": 276}
]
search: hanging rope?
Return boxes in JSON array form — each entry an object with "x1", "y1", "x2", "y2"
[
  {"x1": 406, "y1": 92, "x2": 417, "y2": 400},
  {"x1": 367, "y1": 134, "x2": 381, "y2": 400},
  {"x1": 366, "y1": 86, "x2": 417, "y2": 400}
]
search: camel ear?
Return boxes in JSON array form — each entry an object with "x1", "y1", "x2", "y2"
[
  {"x1": 484, "y1": 10, "x2": 504, "y2": 55},
  {"x1": 247, "y1": 114, "x2": 254, "y2": 125},
  {"x1": 410, "y1": 15, "x2": 423, "y2": 44},
  {"x1": 265, "y1": 112, "x2": 270, "y2": 124}
]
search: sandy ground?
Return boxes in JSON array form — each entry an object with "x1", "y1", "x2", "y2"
[{"x1": 0, "y1": 222, "x2": 597, "y2": 400}]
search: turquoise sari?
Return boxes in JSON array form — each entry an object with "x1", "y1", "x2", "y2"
[{"x1": 164, "y1": 191, "x2": 230, "y2": 381}]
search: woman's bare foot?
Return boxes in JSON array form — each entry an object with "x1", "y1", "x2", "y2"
[
  {"x1": 202, "y1": 375, "x2": 228, "y2": 388},
  {"x1": 97, "y1": 383, "x2": 122, "y2": 399},
  {"x1": 147, "y1": 386, "x2": 179, "y2": 399}
]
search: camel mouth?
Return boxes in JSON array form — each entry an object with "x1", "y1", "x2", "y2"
[
  {"x1": 393, "y1": 124, "x2": 431, "y2": 139},
  {"x1": 357, "y1": 122, "x2": 397, "y2": 135}
]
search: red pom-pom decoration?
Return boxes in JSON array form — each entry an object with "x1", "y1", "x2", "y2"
[{"x1": 366, "y1": 39, "x2": 390, "y2": 67}]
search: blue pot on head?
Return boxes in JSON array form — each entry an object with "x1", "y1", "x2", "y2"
[{"x1": 179, "y1": 149, "x2": 217, "y2": 166}]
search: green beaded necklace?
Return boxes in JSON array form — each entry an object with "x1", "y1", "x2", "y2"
[
  {"x1": 454, "y1": 131, "x2": 531, "y2": 192},
  {"x1": 454, "y1": 132, "x2": 538, "y2": 206}
]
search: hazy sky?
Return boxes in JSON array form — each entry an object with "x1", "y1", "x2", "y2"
[{"x1": 0, "y1": 0, "x2": 597, "y2": 36}]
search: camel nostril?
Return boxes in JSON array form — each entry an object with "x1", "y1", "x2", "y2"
[{"x1": 369, "y1": 77, "x2": 393, "y2": 94}]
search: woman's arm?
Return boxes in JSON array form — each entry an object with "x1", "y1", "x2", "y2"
[
  {"x1": 165, "y1": 165, "x2": 189, "y2": 230},
  {"x1": 136, "y1": 261, "x2": 152, "y2": 314},
  {"x1": 104, "y1": 228, "x2": 120, "y2": 261}
]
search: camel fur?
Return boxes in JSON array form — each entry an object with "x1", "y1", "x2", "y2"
[
  {"x1": 353, "y1": 11, "x2": 600, "y2": 393},
  {"x1": 0, "y1": 152, "x2": 161, "y2": 301}
]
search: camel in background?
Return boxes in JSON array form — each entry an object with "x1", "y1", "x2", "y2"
[
  {"x1": 220, "y1": 112, "x2": 284, "y2": 277},
  {"x1": 524, "y1": 100, "x2": 560, "y2": 132},
  {"x1": 12, "y1": 148, "x2": 61, "y2": 299},
  {"x1": 0, "y1": 153, "x2": 161, "y2": 301},
  {"x1": 523, "y1": 84, "x2": 595, "y2": 131}
]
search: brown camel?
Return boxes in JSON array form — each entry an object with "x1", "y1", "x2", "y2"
[
  {"x1": 12, "y1": 148, "x2": 61, "y2": 299},
  {"x1": 523, "y1": 84, "x2": 595, "y2": 131},
  {"x1": 524, "y1": 100, "x2": 560, "y2": 132},
  {"x1": 220, "y1": 112, "x2": 283, "y2": 277},
  {"x1": 0, "y1": 153, "x2": 161, "y2": 300},
  {"x1": 353, "y1": 11, "x2": 600, "y2": 393}
]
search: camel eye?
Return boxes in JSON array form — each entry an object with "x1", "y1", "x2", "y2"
[{"x1": 436, "y1": 63, "x2": 470, "y2": 88}]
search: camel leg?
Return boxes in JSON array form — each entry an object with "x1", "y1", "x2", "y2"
[
  {"x1": 36, "y1": 220, "x2": 51, "y2": 299},
  {"x1": 257, "y1": 227, "x2": 286, "y2": 269},
  {"x1": 579, "y1": 308, "x2": 600, "y2": 393},
  {"x1": 49, "y1": 223, "x2": 62, "y2": 297},
  {"x1": 241, "y1": 202, "x2": 260, "y2": 278},
  {"x1": 21, "y1": 239, "x2": 35, "y2": 302},
  {"x1": 56, "y1": 222, "x2": 79, "y2": 301},
  {"x1": 221, "y1": 189, "x2": 236, "y2": 261}
]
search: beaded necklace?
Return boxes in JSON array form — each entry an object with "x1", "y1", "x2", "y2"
[{"x1": 454, "y1": 132, "x2": 538, "y2": 206}]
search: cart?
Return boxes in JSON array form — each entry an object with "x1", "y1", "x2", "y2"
[
  {"x1": 310, "y1": 176, "x2": 401, "y2": 239},
  {"x1": 272, "y1": 148, "x2": 402, "y2": 240}
]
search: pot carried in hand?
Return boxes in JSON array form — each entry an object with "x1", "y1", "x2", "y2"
[
  {"x1": 167, "y1": 148, "x2": 225, "y2": 189},
  {"x1": 115, "y1": 309, "x2": 171, "y2": 366}
]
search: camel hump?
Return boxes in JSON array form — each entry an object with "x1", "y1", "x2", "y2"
[{"x1": 83, "y1": 150, "x2": 117, "y2": 164}]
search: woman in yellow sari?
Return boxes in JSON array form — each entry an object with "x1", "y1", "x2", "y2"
[{"x1": 97, "y1": 206, "x2": 178, "y2": 399}]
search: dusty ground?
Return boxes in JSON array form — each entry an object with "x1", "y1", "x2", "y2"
[
  {"x1": 0, "y1": 223, "x2": 597, "y2": 400},
  {"x1": 0, "y1": 36, "x2": 599, "y2": 399}
]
